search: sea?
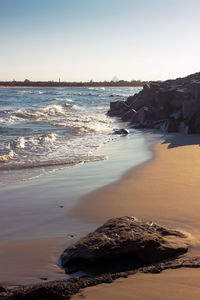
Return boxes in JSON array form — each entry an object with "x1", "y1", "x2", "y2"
[
  {"x1": 0, "y1": 86, "x2": 163, "y2": 285},
  {"x1": 0, "y1": 86, "x2": 141, "y2": 184}
]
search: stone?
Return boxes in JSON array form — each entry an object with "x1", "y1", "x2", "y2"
[
  {"x1": 170, "y1": 88, "x2": 190, "y2": 109},
  {"x1": 189, "y1": 81, "x2": 200, "y2": 100},
  {"x1": 130, "y1": 89, "x2": 155, "y2": 111},
  {"x1": 157, "y1": 119, "x2": 179, "y2": 133},
  {"x1": 179, "y1": 122, "x2": 189, "y2": 134},
  {"x1": 113, "y1": 129, "x2": 129, "y2": 135},
  {"x1": 108, "y1": 72, "x2": 200, "y2": 134},
  {"x1": 61, "y1": 216, "x2": 188, "y2": 274},
  {"x1": 194, "y1": 116, "x2": 200, "y2": 133},
  {"x1": 170, "y1": 109, "x2": 182, "y2": 120},
  {"x1": 182, "y1": 99, "x2": 200, "y2": 121},
  {"x1": 131, "y1": 106, "x2": 155, "y2": 125},
  {"x1": 119, "y1": 102, "x2": 130, "y2": 115},
  {"x1": 110, "y1": 101, "x2": 122, "y2": 111},
  {"x1": 0, "y1": 287, "x2": 6, "y2": 293},
  {"x1": 121, "y1": 109, "x2": 136, "y2": 121},
  {"x1": 126, "y1": 93, "x2": 138, "y2": 106}
]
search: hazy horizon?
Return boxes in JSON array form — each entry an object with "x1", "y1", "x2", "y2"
[{"x1": 1, "y1": 0, "x2": 200, "y2": 82}]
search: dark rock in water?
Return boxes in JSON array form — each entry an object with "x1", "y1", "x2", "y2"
[
  {"x1": 113, "y1": 129, "x2": 129, "y2": 135},
  {"x1": 61, "y1": 216, "x2": 188, "y2": 274},
  {"x1": 119, "y1": 102, "x2": 130, "y2": 115},
  {"x1": 0, "y1": 287, "x2": 7, "y2": 293}
]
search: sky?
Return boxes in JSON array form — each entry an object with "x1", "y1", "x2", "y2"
[{"x1": 0, "y1": 0, "x2": 200, "y2": 82}]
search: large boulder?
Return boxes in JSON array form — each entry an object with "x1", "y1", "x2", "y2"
[
  {"x1": 108, "y1": 101, "x2": 130, "y2": 116},
  {"x1": 157, "y1": 119, "x2": 179, "y2": 133},
  {"x1": 130, "y1": 89, "x2": 156, "y2": 111},
  {"x1": 121, "y1": 109, "x2": 136, "y2": 121},
  {"x1": 61, "y1": 216, "x2": 188, "y2": 274},
  {"x1": 182, "y1": 99, "x2": 200, "y2": 122},
  {"x1": 189, "y1": 81, "x2": 200, "y2": 100},
  {"x1": 131, "y1": 106, "x2": 155, "y2": 125},
  {"x1": 170, "y1": 88, "x2": 191, "y2": 109}
]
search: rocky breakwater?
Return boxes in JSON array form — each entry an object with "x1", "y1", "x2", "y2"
[
  {"x1": 61, "y1": 216, "x2": 188, "y2": 275},
  {"x1": 108, "y1": 72, "x2": 200, "y2": 133}
]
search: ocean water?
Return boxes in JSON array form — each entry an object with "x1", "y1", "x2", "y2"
[{"x1": 0, "y1": 87, "x2": 141, "y2": 183}]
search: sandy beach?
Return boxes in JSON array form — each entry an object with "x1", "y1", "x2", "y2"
[
  {"x1": 1, "y1": 132, "x2": 200, "y2": 299},
  {"x1": 69, "y1": 133, "x2": 200, "y2": 299},
  {"x1": 0, "y1": 131, "x2": 155, "y2": 287}
]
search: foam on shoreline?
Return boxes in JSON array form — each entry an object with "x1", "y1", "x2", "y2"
[{"x1": 0, "y1": 131, "x2": 159, "y2": 287}]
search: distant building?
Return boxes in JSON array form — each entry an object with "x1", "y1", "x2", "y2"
[{"x1": 112, "y1": 76, "x2": 119, "y2": 82}]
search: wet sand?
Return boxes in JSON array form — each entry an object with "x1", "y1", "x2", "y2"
[
  {"x1": 72, "y1": 269, "x2": 200, "y2": 300},
  {"x1": 0, "y1": 132, "x2": 156, "y2": 287},
  {"x1": 0, "y1": 237, "x2": 65, "y2": 287},
  {"x1": 69, "y1": 133, "x2": 200, "y2": 300}
]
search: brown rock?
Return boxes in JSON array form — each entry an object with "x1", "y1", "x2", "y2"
[{"x1": 61, "y1": 216, "x2": 188, "y2": 274}]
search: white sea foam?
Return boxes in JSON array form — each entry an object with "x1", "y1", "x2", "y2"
[
  {"x1": 39, "y1": 133, "x2": 57, "y2": 144},
  {"x1": 10, "y1": 137, "x2": 26, "y2": 149},
  {"x1": 15, "y1": 104, "x2": 67, "y2": 120},
  {"x1": 0, "y1": 86, "x2": 139, "y2": 181},
  {"x1": 54, "y1": 98, "x2": 73, "y2": 102},
  {"x1": 17, "y1": 90, "x2": 43, "y2": 95},
  {"x1": 0, "y1": 150, "x2": 15, "y2": 162}
]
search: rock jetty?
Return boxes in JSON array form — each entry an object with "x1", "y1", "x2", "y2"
[
  {"x1": 61, "y1": 216, "x2": 188, "y2": 274},
  {"x1": 108, "y1": 72, "x2": 200, "y2": 133}
]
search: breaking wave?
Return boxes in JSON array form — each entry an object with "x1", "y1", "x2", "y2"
[
  {"x1": 0, "y1": 150, "x2": 15, "y2": 163},
  {"x1": 17, "y1": 90, "x2": 44, "y2": 95},
  {"x1": 0, "y1": 86, "x2": 140, "y2": 182}
]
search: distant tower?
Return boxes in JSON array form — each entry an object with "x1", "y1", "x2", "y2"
[
  {"x1": 59, "y1": 78, "x2": 61, "y2": 83},
  {"x1": 112, "y1": 76, "x2": 119, "y2": 82}
]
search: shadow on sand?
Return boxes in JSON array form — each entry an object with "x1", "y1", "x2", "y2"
[{"x1": 161, "y1": 133, "x2": 200, "y2": 149}]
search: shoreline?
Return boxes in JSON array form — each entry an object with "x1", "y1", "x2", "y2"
[
  {"x1": 69, "y1": 133, "x2": 200, "y2": 235},
  {"x1": 69, "y1": 132, "x2": 200, "y2": 300},
  {"x1": 0, "y1": 131, "x2": 158, "y2": 287},
  {"x1": 2, "y1": 132, "x2": 200, "y2": 299},
  {"x1": 0, "y1": 85, "x2": 142, "y2": 89}
]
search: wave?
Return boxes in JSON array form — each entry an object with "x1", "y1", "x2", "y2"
[
  {"x1": 8, "y1": 133, "x2": 57, "y2": 151},
  {"x1": 9, "y1": 137, "x2": 26, "y2": 149},
  {"x1": 0, "y1": 150, "x2": 15, "y2": 162},
  {"x1": 0, "y1": 154, "x2": 106, "y2": 170},
  {"x1": 0, "y1": 115, "x2": 23, "y2": 125},
  {"x1": 54, "y1": 98, "x2": 73, "y2": 102},
  {"x1": 15, "y1": 104, "x2": 68, "y2": 119},
  {"x1": 17, "y1": 90, "x2": 44, "y2": 95},
  {"x1": 62, "y1": 92, "x2": 99, "y2": 97},
  {"x1": 0, "y1": 102, "x2": 77, "y2": 125}
]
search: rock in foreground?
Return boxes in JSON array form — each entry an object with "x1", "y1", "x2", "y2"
[{"x1": 61, "y1": 216, "x2": 188, "y2": 274}]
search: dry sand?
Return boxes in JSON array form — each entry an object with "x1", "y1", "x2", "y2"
[{"x1": 69, "y1": 133, "x2": 200, "y2": 300}]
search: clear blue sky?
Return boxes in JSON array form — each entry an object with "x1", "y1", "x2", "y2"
[{"x1": 0, "y1": 0, "x2": 200, "y2": 81}]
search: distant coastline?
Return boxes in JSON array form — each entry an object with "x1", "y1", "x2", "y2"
[{"x1": 0, "y1": 79, "x2": 147, "y2": 88}]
